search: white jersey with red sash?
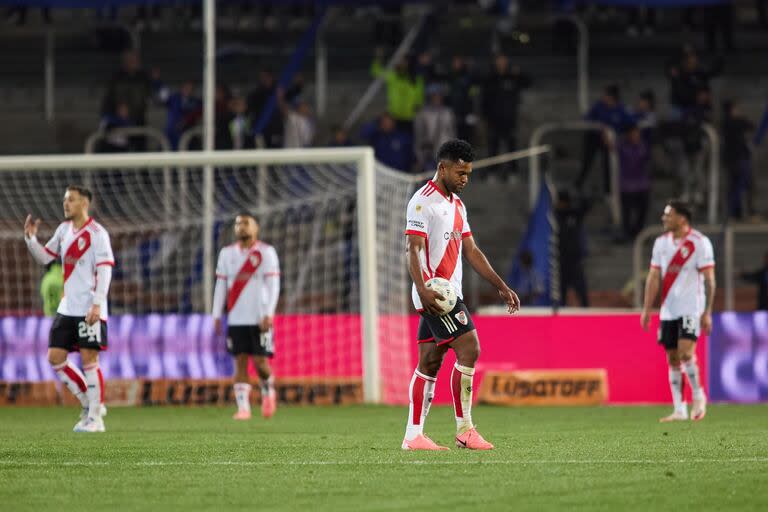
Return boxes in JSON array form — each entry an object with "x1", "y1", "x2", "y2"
[
  {"x1": 405, "y1": 180, "x2": 472, "y2": 310},
  {"x1": 44, "y1": 218, "x2": 114, "y2": 320},
  {"x1": 214, "y1": 241, "x2": 280, "y2": 325},
  {"x1": 650, "y1": 229, "x2": 715, "y2": 321}
]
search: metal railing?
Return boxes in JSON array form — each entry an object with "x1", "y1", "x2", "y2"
[
  {"x1": 529, "y1": 120, "x2": 621, "y2": 226},
  {"x1": 84, "y1": 126, "x2": 171, "y2": 154},
  {"x1": 632, "y1": 223, "x2": 768, "y2": 310}
]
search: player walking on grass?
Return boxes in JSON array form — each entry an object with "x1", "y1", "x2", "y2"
[
  {"x1": 24, "y1": 186, "x2": 114, "y2": 433},
  {"x1": 641, "y1": 200, "x2": 715, "y2": 422},
  {"x1": 402, "y1": 139, "x2": 521, "y2": 451},
  {"x1": 213, "y1": 213, "x2": 281, "y2": 420}
]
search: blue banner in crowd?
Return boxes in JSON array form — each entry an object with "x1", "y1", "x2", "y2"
[
  {"x1": 708, "y1": 312, "x2": 768, "y2": 403},
  {"x1": 507, "y1": 183, "x2": 557, "y2": 307},
  {"x1": 0, "y1": 314, "x2": 232, "y2": 382}
]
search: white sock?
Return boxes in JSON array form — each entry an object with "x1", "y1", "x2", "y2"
[
  {"x1": 234, "y1": 383, "x2": 252, "y2": 413},
  {"x1": 404, "y1": 369, "x2": 436, "y2": 441},
  {"x1": 668, "y1": 367, "x2": 686, "y2": 413},
  {"x1": 259, "y1": 375, "x2": 275, "y2": 398},
  {"x1": 52, "y1": 360, "x2": 88, "y2": 408},
  {"x1": 451, "y1": 363, "x2": 475, "y2": 435},
  {"x1": 83, "y1": 364, "x2": 102, "y2": 421},
  {"x1": 682, "y1": 359, "x2": 705, "y2": 400}
]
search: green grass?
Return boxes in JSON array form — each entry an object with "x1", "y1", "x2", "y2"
[{"x1": 1, "y1": 405, "x2": 767, "y2": 511}]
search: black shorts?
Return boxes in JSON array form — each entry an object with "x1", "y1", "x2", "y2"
[
  {"x1": 49, "y1": 314, "x2": 108, "y2": 352},
  {"x1": 417, "y1": 300, "x2": 476, "y2": 345},
  {"x1": 226, "y1": 325, "x2": 274, "y2": 357},
  {"x1": 658, "y1": 316, "x2": 700, "y2": 350}
]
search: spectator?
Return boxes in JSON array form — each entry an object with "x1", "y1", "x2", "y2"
[
  {"x1": 513, "y1": 250, "x2": 545, "y2": 306},
  {"x1": 247, "y1": 71, "x2": 302, "y2": 148},
  {"x1": 155, "y1": 78, "x2": 203, "y2": 150},
  {"x1": 278, "y1": 91, "x2": 315, "y2": 149},
  {"x1": 215, "y1": 85, "x2": 233, "y2": 149},
  {"x1": 556, "y1": 190, "x2": 590, "y2": 307},
  {"x1": 722, "y1": 100, "x2": 755, "y2": 219},
  {"x1": 632, "y1": 90, "x2": 657, "y2": 145},
  {"x1": 360, "y1": 112, "x2": 413, "y2": 171},
  {"x1": 329, "y1": 126, "x2": 354, "y2": 147},
  {"x1": 371, "y1": 49, "x2": 425, "y2": 130},
  {"x1": 102, "y1": 50, "x2": 153, "y2": 128},
  {"x1": 676, "y1": 87, "x2": 712, "y2": 205},
  {"x1": 414, "y1": 84, "x2": 456, "y2": 171},
  {"x1": 616, "y1": 125, "x2": 651, "y2": 241},
  {"x1": 740, "y1": 252, "x2": 768, "y2": 310},
  {"x1": 40, "y1": 261, "x2": 63, "y2": 317},
  {"x1": 481, "y1": 54, "x2": 531, "y2": 179},
  {"x1": 576, "y1": 85, "x2": 632, "y2": 193},
  {"x1": 228, "y1": 96, "x2": 252, "y2": 150},
  {"x1": 98, "y1": 102, "x2": 135, "y2": 152},
  {"x1": 666, "y1": 47, "x2": 722, "y2": 115},
  {"x1": 445, "y1": 55, "x2": 478, "y2": 143}
]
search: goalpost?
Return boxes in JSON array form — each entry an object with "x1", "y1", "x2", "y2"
[
  {"x1": 0, "y1": 145, "x2": 550, "y2": 405},
  {"x1": 0, "y1": 148, "x2": 419, "y2": 404}
]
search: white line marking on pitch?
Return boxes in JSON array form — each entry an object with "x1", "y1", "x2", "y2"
[{"x1": 1, "y1": 458, "x2": 767, "y2": 467}]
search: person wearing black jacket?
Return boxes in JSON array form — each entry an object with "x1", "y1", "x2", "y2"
[
  {"x1": 722, "y1": 100, "x2": 756, "y2": 219},
  {"x1": 555, "y1": 190, "x2": 590, "y2": 307},
  {"x1": 481, "y1": 54, "x2": 531, "y2": 180},
  {"x1": 445, "y1": 55, "x2": 477, "y2": 144},
  {"x1": 102, "y1": 50, "x2": 153, "y2": 127},
  {"x1": 666, "y1": 48, "x2": 723, "y2": 114}
]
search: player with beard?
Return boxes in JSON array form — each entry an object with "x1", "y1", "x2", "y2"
[{"x1": 213, "y1": 213, "x2": 281, "y2": 420}]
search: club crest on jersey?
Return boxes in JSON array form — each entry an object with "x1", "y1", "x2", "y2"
[
  {"x1": 455, "y1": 311, "x2": 468, "y2": 325},
  {"x1": 681, "y1": 246, "x2": 690, "y2": 258},
  {"x1": 250, "y1": 254, "x2": 259, "y2": 267},
  {"x1": 77, "y1": 237, "x2": 86, "y2": 250}
]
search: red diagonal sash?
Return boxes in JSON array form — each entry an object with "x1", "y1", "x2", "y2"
[
  {"x1": 434, "y1": 202, "x2": 463, "y2": 280},
  {"x1": 227, "y1": 250, "x2": 262, "y2": 311},
  {"x1": 660, "y1": 238, "x2": 696, "y2": 305},
  {"x1": 63, "y1": 231, "x2": 91, "y2": 282}
]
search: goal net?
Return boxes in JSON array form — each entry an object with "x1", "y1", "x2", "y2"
[{"x1": 0, "y1": 149, "x2": 417, "y2": 404}]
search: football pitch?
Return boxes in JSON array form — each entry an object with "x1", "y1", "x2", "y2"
[{"x1": 1, "y1": 405, "x2": 767, "y2": 511}]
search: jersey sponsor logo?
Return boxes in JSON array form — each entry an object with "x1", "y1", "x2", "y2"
[
  {"x1": 408, "y1": 219, "x2": 425, "y2": 230},
  {"x1": 443, "y1": 229, "x2": 462, "y2": 241},
  {"x1": 433, "y1": 202, "x2": 464, "y2": 280},
  {"x1": 455, "y1": 310, "x2": 468, "y2": 326}
]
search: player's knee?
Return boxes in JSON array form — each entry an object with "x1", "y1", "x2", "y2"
[
  {"x1": 47, "y1": 349, "x2": 65, "y2": 366},
  {"x1": 679, "y1": 351, "x2": 694, "y2": 363},
  {"x1": 419, "y1": 358, "x2": 442, "y2": 377}
]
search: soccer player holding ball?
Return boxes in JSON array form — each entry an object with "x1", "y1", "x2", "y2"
[
  {"x1": 213, "y1": 213, "x2": 281, "y2": 420},
  {"x1": 402, "y1": 140, "x2": 520, "y2": 451},
  {"x1": 24, "y1": 186, "x2": 114, "y2": 432},
  {"x1": 641, "y1": 200, "x2": 715, "y2": 422}
]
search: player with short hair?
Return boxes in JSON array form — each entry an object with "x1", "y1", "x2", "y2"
[
  {"x1": 213, "y1": 213, "x2": 281, "y2": 420},
  {"x1": 24, "y1": 185, "x2": 114, "y2": 432},
  {"x1": 641, "y1": 200, "x2": 715, "y2": 422},
  {"x1": 402, "y1": 139, "x2": 521, "y2": 451}
]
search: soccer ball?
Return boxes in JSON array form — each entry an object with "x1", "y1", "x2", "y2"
[{"x1": 425, "y1": 277, "x2": 457, "y2": 315}]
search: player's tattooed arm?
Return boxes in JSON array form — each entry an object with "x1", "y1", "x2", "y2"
[
  {"x1": 701, "y1": 267, "x2": 716, "y2": 334},
  {"x1": 640, "y1": 267, "x2": 661, "y2": 331},
  {"x1": 462, "y1": 235, "x2": 520, "y2": 313},
  {"x1": 406, "y1": 234, "x2": 445, "y2": 316}
]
